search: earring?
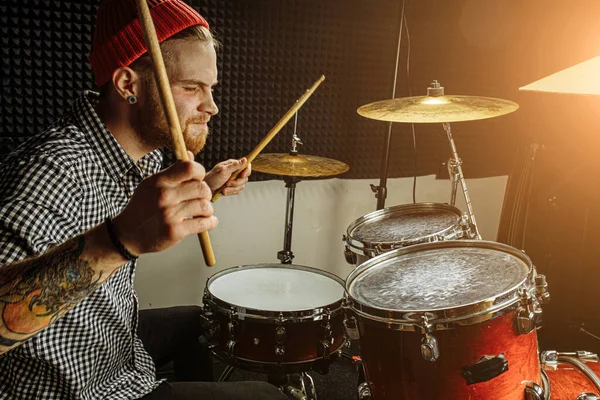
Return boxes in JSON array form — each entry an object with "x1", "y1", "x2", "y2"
[{"x1": 127, "y1": 95, "x2": 137, "y2": 104}]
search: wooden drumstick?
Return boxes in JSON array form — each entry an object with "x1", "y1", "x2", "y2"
[
  {"x1": 135, "y1": 0, "x2": 216, "y2": 266},
  {"x1": 211, "y1": 75, "x2": 325, "y2": 202}
]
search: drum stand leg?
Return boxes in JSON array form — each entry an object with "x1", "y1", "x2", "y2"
[
  {"x1": 274, "y1": 372, "x2": 317, "y2": 400},
  {"x1": 217, "y1": 364, "x2": 235, "y2": 382},
  {"x1": 443, "y1": 122, "x2": 482, "y2": 239},
  {"x1": 300, "y1": 372, "x2": 317, "y2": 400}
]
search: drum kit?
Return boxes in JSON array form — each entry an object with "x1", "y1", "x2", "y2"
[
  {"x1": 199, "y1": 77, "x2": 600, "y2": 400},
  {"x1": 131, "y1": 6, "x2": 600, "y2": 399}
]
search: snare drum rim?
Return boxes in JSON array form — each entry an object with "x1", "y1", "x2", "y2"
[
  {"x1": 204, "y1": 263, "x2": 345, "y2": 322},
  {"x1": 344, "y1": 203, "x2": 466, "y2": 256},
  {"x1": 345, "y1": 240, "x2": 534, "y2": 330}
]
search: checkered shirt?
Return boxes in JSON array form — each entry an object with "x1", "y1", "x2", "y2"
[{"x1": 0, "y1": 91, "x2": 167, "y2": 400}]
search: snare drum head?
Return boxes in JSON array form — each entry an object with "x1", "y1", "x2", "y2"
[
  {"x1": 347, "y1": 241, "x2": 531, "y2": 313},
  {"x1": 348, "y1": 203, "x2": 462, "y2": 246},
  {"x1": 208, "y1": 264, "x2": 344, "y2": 312}
]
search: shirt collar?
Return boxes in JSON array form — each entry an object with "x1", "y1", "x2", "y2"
[{"x1": 71, "y1": 91, "x2": 164, "y2": 181}]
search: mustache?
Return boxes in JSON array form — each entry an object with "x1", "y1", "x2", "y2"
[{"x1": 187, "y1": 118, "x2": 210, "y2": 124}]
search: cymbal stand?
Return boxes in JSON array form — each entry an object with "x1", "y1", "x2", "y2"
[
  {"x1": 278, "y1": 176, "x2": 300, "y2": 264},
  {"x1": 447, "y1": 158, "x2": 460, "y2": 206},
  {"x1": 370, "y1": 2, "x2": 407, "y2": 210},
  {"x1": 277, "y1": 114, "x2": 302, "y2": 264},
  {"x1": 442, "y1": 122, "x2": 481, "y2": 239}
]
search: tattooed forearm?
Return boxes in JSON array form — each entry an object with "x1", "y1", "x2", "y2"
[{"x1": 0, "y1": 233, "x2": 113, "y2": 354}]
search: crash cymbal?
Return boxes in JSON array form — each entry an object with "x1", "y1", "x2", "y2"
[
  {"x1": 519, "y1": 56, "x2": 600, "y2": 96},
  {"x1": 357, "y1": 95, "x2": 519, "y2": 123},
  {"x1": 252, "y1": 153, "x2": 349, "y2": 177}
]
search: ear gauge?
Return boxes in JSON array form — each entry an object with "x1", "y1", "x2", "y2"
[{"x1": 127, "y1": 95, "x2": 137, "y2": 104}]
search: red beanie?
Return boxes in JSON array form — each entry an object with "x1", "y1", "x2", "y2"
[{"x1": 89, "y1": 0, "x2": 210, "y2": 87}]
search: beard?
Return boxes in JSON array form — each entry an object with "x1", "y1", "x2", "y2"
[{"x1": 131, "y1": 83, "x2": 209, "y2": 155}]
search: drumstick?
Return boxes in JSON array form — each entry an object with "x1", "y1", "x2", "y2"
[
  {"x1": 211, "y1": 75, "x2": 325, "y2": 202},
  {"x1": 135, "y1": 0, "x2": 216, "y2": 266}
]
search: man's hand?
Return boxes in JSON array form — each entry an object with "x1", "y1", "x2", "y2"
[
  {"x1": 112, "y1": 152, "x2": 218, "y2": 256},
  {"x1": 204, "y1": 157, "x2": 251, "y2": 196}
]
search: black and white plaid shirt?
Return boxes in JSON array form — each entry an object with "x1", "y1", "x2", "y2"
[{"x1": 0, "y1": 91, "x2": 167, "y2": 399}]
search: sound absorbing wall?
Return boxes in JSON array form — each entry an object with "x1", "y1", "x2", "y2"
[{"x1": 1, "y1": 0, "x2": 527, "y2": 180}]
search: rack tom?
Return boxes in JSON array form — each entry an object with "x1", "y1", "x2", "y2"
[
  {"x1": 202, "y1": 264, "x2": 347, "y2": 374},
  {"x1": 343, "y1": 202, "x2": 474, "y2": 266},
  {"x1": 344, "y1": 240, "x2": 549, "y2": 400}
]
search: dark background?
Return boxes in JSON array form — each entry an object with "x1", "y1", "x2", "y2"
[{"x1": 2, "y1": 0, "x2": 600, "y2": 357}]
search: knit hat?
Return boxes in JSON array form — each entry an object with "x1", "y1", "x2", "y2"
[{"x1": 89, "y1": 0, "x2": 210, "y2": 87}]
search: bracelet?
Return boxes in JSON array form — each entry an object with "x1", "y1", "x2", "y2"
[{"x1": 105, "y1": 217, "x2": 139, "y2": 261}]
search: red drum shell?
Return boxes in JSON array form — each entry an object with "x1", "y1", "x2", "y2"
[
  {"x1": 544, "y1": 360, "x2": 600, "y2": 398},
  {"x1": 358, "y1": 312, "x2": 541, "y2": 399}
]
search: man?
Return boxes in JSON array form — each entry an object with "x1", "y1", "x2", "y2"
[{"x1": 0, "y1": 0, "x2": 286, "y2": 399}]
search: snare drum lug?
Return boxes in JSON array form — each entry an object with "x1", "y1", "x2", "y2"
[
  {"x1": 524, "y1": 382, "x2": 545, "y2": 400},
  {"x1": 323, "y1": 323, "x2": 332, "y2": 341},
  {"x1": 320, "y1": 308, "x2": 334, "y2": 360},
  {"x1": 275, "y1": 318, "x2": 286, "y2": 358},
  {"x1": 320, "y1": 340, "x2": 331, "y2": 360},
  {"x1": 277, "y1": 312, "x2": 285, "y2": 324},
  {"x1": 226, "y1": 306, "x2": 239, "y2": 356},
  {"x1": 275, "y1": 345, "x2": 285, "y2": 357},
  {"x1": 421, "y1": 333, "x2": 440, "y2": 362},
  {"x1": 228, "y1": 321, "x2": 236, "y2": 337},
  {"x1": 275, "y1": 325, "x2": 286, "y2": 341}
]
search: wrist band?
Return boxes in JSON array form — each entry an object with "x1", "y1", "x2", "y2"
[{"x1": 105, "y1": 217, "x2": 139, "y2": 261}]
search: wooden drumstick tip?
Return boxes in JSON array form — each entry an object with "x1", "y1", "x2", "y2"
[{"x1": 198, "y1": 231, "x2": 216, "y2": 266}]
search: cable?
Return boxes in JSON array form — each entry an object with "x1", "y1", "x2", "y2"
[{"x1": 402, "y1": 12, "x2": 417, "y2": 203}]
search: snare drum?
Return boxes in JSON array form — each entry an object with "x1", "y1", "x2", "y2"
[
  {"x1": 202, "y1": 264, "x2": 347, "y2": 374},
  {"x1": 345, "y1": 240, "x2": 549, "y2": 400},
  {"x1": 343, "y1": 202, "x2": 474, "y2": 266}
]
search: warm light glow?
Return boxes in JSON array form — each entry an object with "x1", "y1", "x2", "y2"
[
  {"x1": 422, "y1": 97, "x2": 450, "y2": 105},
  {"x1": 519, "y1": 56, "x2": 600, "y2": 96}
]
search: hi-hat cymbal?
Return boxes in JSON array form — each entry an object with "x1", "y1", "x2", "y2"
[
  {"x1": 357, "y1": 95, "x2": 519, "y2": 123},
  {"x1": 252, "y1": 153, "x2": 349, "y2": 177}
]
